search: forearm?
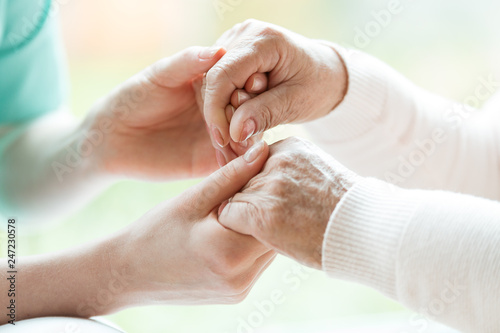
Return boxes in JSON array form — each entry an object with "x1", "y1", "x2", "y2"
[
  {"x1": 0, "y1": 110, "x2": 114, "y2": 224},
  {"x1": 323, "y1": 178, "x2": 500, "y2": 332},
  {"x1": 304, "y1": 45, "x2": 500, "y2": 200},
  {"x1": 0, "y1": 230, "x2": 133, "y2": 325}
]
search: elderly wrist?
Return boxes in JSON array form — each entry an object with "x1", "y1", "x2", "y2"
[
  {"x1": 317, "y1": 168, "x2": 362, "y2": 267},
  {"x1": 317, "y1": 41, "x2": 348, "y2": 114}
]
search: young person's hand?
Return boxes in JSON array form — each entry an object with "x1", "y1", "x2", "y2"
[
  {"x1": 118, "y1": 140, "x2": 275, "y2": 305},
  {"x1": 1, "y1": 140, "x2": 275, "y2": 324},
  {"x1": 83, "y1": 46, "x2": 229, "y2": 181}
]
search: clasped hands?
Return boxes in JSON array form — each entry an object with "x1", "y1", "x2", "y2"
[{"x1": 84, "y1": 19, "x2": 359, "y2": 312}]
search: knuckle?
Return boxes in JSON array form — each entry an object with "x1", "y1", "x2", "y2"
[
  {"x1": 274, "y1": 151, "x2": 298, "y2": 170},
  {"x1": 258, "y1": 101, "x2": 275, "y2": 132},
  {"x1": 206, "y1": 65, "x2": 231, "y2": 88},
  {"x1": 284, "y1": 135, "x2": 304, "y2": 145},
  {"x1": 259, "y1": 26, "x2": 280, "y2": 38},
  {"x1": 267, "y1": 177, "x2": 289, "y2": 199}
]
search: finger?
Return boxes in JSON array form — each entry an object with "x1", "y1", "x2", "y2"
[
  {"x1": 187, "y1": 140, "x2": 269, "y2": 213},
  {"x1": 201, "y1": 73, "x2": 207, "y2": 102},
  {"x1": 225, "y1": 105, "x2": 236, "y2": 123},
  {"x1": 230, "y1": 84, "x2": 294, "y2": 142},
  {"x1": 218, "y1": 197, "x2": 256, "y2": 236},
  {"x1": 216, "y1": 145, "x2": 238, "y2": 167},
  {"x1": 147, "y1": 46, "x2": 225, "y2": 88},
  {"x1": 204, "y1": 43, "x2": 280, "y2": 149},
  {"x1": 229, "y1": 134, "x2": 263, "y2": 157},
  {"x1": 192, "y1": 75, "x2": 205, "y2": 111},
  {"x1": 245, "y1": 72, "x2": 268, "y2": 94},
  {"x1": 194, "y1": 77, "x2": 239, "y2": 167},
  {"x1": 231, "y1": 89, "x2": 257, "y2": 108}
]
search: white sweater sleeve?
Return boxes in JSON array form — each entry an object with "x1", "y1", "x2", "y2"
[
  {"x1": 304, "y1": 45, "x2": 500, "y2": 200},
  {"x1": 322, "y1": 178, "x2": 500, "y2": 333},
  {"x1": 307, "y1": 47, "x2": 500, "y2": 332}
]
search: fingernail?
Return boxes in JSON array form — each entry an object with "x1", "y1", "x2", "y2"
[
  {"x1": 237, "y1": 90, "x2": 250, "y2": 106},
  {"x1": 239, "y1": 139, "x2": 249, "y2": 149},
  {"x1": 241, "y1": 118, "x2": 256, "y2": 142},
  {"x1": 251, "y1": 77, "x2": 266, "y2": 92},
  {"x1": 215, "y1": 150, "x2": 227, "y2": 167},
  {"x1": 243, "y1": 140, "x2": 265, "y2": 163},
  {"x1": 212, "y1": 126, "x2": 225, "y2": 148},
  {"x1": 199, "y1": 47, "x2": 220, "y2": 60},
  {"x1": 225, "y1": 105, "x2": 235, "y2": 122}
]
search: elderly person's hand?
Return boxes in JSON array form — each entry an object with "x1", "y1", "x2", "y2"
[
  {"x1": 204, "y1": 19, "x2": 347, "y2": 148},
  {"x1": 218, "y1": 137, "x2": 360, "y2": 269}
]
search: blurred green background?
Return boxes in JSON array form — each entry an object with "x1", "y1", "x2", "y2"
[{"x1": 7, "y1": 0, "x2": 500, "y2": 332}]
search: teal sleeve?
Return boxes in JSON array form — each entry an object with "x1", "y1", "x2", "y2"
[{"x1": 0, "y1": 0, "x2": 68, "y2": 124}]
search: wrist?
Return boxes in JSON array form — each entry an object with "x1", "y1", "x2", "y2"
[
  {"x1": 77, "y1": 106, "x2": 119, "y2": 183},
  {"x1": 317, "y1": 40, "x2": 348, "y2": 115},
  {"x1": 78, "y1": 229, "x2": 139, "y2": 316},
  {"x1": 316, "y1": 164, "x2": 362, "y2": 266}
]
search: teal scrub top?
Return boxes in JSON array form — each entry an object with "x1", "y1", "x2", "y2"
[{"x1": 0, "y1": 0, "x2": 68, "y2": 124}]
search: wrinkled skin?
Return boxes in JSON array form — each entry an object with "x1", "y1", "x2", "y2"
[
  {"x1": 219, "y1": 137, "x2": 360, "y2": 269},
  {"x1": 116, "y1": 141, "x2": 276, "y2": 306},
  {"x1": 204, "y1": 19, "x2": 348, "y2": 147}
]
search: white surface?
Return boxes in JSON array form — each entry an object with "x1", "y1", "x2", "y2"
[{"x1": 0, "y1": 317, "x2": 125, "y2": 333}]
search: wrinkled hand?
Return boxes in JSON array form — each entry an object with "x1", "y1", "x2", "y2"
[
  {"x1": 204, "y1": 19, "x2": 348, "y2": 148},
  {"x1": 218, "y1": 137, "x2": 360, "y2": 269},
  {"x1": 199, "y1": 72, "x2": 268, "y2": 167},
  {"x1": 84, "y1": 46, "x2": 226, "y2": 181},
  {"x1": 117, "y1": 140, "x2": 275, "y2": 305}
]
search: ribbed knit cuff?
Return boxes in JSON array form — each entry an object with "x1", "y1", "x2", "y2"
[
  {"x1": 322, "y1": 178, "x2": 420, "y2": 299},
  {"x1": 305, "y1": 44, "x2": 388, "y2": 143}
]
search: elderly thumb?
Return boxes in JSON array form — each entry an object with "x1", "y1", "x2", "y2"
[{"x1": 229, "y1": 85, "x2": 292, "y2": 143}]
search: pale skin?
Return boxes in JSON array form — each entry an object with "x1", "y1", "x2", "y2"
[
  {"x1": 0, "y1": 46, "x2": 273, "y2": 325},
  {"x1": 0, "y1": 18, "x2": 351, "y2": 325},
  {"x1": 0, "y1": 46, "x2": 265, "y2": 223},
  {"x1": 204, "y1": 19, "x2": 355, "y2": 268},
  {"x1": 219, "y1": 137, "x2": 360, "y2": 269},
  {"x1": 204, "y1": 19, "x2": 348, "y2": 148},
  {"x1": 0, "y1": 139, "x2": 275, "y2": 324}
]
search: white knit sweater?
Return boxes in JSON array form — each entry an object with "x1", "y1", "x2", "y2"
[{"x1": 304, "y1": 46, "x2": 500, "y2": 333}]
